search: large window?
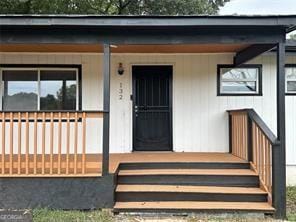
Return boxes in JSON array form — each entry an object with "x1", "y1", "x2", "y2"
[
  {"x1": 217, "y1": 65, "x2": 262, "y2": 96},
  {"x1": 1, "y1": 66, "x2": 80, "y2": 111},
  {"x1": 286, "y1": 65, "x2": 296, "y2": 95}
]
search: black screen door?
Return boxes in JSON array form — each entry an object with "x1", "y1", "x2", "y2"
[{"x1": 132, "y1": 65, "x2": 172, "y2": 151}]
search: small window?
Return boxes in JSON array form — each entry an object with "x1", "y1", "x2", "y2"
[
  {"x1": 218, "y1": 65, "x2": 262, "y2": 96},
  {"x1": 285, "y1": 66, "x2": 296, "y2": 95},
  {"x1": 1, "y1": 66, "x2": 80, "y2": 111}
]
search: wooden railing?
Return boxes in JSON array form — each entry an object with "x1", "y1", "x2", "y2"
[
  {"x1": 228, "y1": 109, "x2": 280, "y2": 206},
  {"x1": 0, "y1": 111, "x2": 103, "y2": 176}
]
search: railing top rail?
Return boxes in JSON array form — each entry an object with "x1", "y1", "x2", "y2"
[{"x1": 227, "y1": 108, "x2": 279, "y2": 146}]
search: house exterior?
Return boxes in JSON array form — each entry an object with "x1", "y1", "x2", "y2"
[{"x1": 0, "y1": 15, "x2": 296, "y2": 219}]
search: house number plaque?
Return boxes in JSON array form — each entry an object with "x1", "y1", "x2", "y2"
[{"x1": 119, "y1": 82, "x2": 123, "y2": 100}]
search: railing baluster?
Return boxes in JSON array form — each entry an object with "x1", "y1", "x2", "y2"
[
  {"x1": 267, "y1": 142, "x2": 272, "y2": 193},
  {"x1": 242, "y1": 115, "x2": 244, "y2": 158},
  {"x1": 42, "y1": 112, "x2": 46, "y2": 174},
  {"x1": 231, "y1": 115, "x2": 234, "y2": 155},
  {"x1": 264, "y1": 137, "x2": 268, "y2": 188},
  {"x1": 233, "y1": 116, "x2": 236, "y2": 156},
  {"x1": 82, "y1": 112, "x2": 86, "y2": 174},
  {"x1": 262, "y1": 134, "x2": 266, "y2": 184},
  {"x1": 258, "y1": 130, "x2": 261, "y2": 178},
  {"x1": 25, "y1": 112, "x2": 29, "y2": 174},
  {"x1": 245, "y1": 115, "x2": 248, "y2": 160},
  {"x1": 240, "y1": 115, "x2": 241, "y2": 158},
  {"x1": 34, "y1": 112, "x2": 37, "y2": 174},
  {"x1": 240, "y1": 115, "x2": 243, "y2": 158},
  {"x1": 50, "y1": 112, "x2": 54, "y2": 174},
  {"x1": 9, "y1": 112, "x2": 13, "y2": 175},
  {"x1": 2, "y1": 112, "x2": 5, "y2": 175},
  {"x1": 74, "y1": 112, "x2": 78, "y2": 174},
  {"x1": 66, "y1": 112, "x2": 70, "y2": 174},
  {"x1": 241, "y1": 115, "x2": 244, "y2": 158},
  {"x1": 260, "y1": 132, "x2": 264, "y2": 180},
  {"x1": 58, "y1": 112, "x2": 62, "y2": 175},
  {"x1": 255, "y1": 125, "x2": 259, "y2": 169},
  {"x1": 252, "y1": 122, "x2": 256, "y2": 164},
  {"x1": 18, "y1": 112, "x2": 21, "y2": 174}
]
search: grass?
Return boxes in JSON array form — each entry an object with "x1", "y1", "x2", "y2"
[
  {"x1": 287, "y1": 186, "x2": 296, "y2": 221},
  {"x1": 32, "y1": 208, "x2": 114, "y2": 222},
  {"x1": 32, "y1": 186, "x2": 296, "y2": 222}
]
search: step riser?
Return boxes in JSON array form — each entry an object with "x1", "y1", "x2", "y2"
[
  {"x1": 117, "y1": 175, "x2": 259, "y2": 187},
  {"x1": 119, "y1": 162, "x2": 250, "y2": 170},
  {"x1": 116, "y1": 192, "x2": 267, "y2": 202}
]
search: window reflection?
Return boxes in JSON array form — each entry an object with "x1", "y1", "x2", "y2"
[
  {"x1": 3, "y1": 70, "x2": 38, "y2": 110},
  {"x1": 219, "y1": 66, "x2": 260, "y2": 95},
  {"x1": 222, "y1": 81, "x2": 256, "y2": 92},
  {"x1": 40, "y1": 70, "x2": 77, "y2": 110}
]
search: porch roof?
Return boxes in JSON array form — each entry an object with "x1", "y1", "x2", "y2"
[
  {"x1": 0, "y1": 15, "x2": 295, "y2": 48},
  {"x1": 0, "y1": 14, "x2": 296, "y2": 32},
  {"x1": 0, "y1": 15, "x2": 295, "y2": 64}
]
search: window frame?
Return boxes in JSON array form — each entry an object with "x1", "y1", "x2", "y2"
[
  {"x1": 285, "y1": 64, "x2": 296, "y2": 96},
  {"x1": 0, "y1": 64, "x2": 82, "y2": 111},
  {"x1": 217, "y1": 64, "x2": 263, "y2": 96}
]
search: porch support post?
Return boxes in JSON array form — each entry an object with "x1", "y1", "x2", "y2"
[
  {"x1": 273, "y1": 42, "x2": 286, "y2": 219},
  {"x1": 102, "y1": 44, "x2": 110, "y2": 176}
]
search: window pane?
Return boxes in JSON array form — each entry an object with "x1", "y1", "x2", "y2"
[
  {"x1": 40, "y1": 70, "x2": 77, "y2": 110},
  {"x1": 2, "y1": 70, "x2": 38, "y2": 110},
  {"x1": 287, "y1": 81, "x2": 296, "y2": 92},
  {"x1": 221, "y1": 68, "x2": 258, "y2": 80},
  {"x1": 221, "y1": 81, "x2": 256, "y2": 93},
  {"x1": 286, "y1": 67, "x2": 296, "y2": 80}
]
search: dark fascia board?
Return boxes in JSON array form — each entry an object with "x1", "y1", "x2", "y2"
[
  {"x1": 0, "y1": 25, "x2": 286, "y2": 45},
  {"x1": 0, "y1": 14, "x2": 296, "y2": 32}
]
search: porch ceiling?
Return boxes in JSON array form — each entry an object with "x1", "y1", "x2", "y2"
[{"x1": 0, "y1": 43, "x2": 250, "y2": 53}]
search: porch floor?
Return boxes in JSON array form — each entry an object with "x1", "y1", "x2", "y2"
[
  {"x1": 0, "y1": 152, "x2": 246, "y2": 176},
  {"x1": 108, "y1": 152, "x2": 246, "y2": 173}
]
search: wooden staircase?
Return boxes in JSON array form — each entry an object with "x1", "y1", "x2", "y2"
[{"x1": 113, "y1": 162, "x2": 275, "y2": 214}]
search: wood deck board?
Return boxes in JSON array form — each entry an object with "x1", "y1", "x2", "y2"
[
  {"x1": 116, "y1": 185, "x2": 267, "y2": 194},
  {"x1": 109, "y1": 152, "x2": 246, "y2": 173},
  {"x1": 114, "y1": 201, "x2": 275, "y2": 211},
  {"x1": 0, "y1": 152, "x2": 246, "y2": 176},
  {"x1": 118, "y1": 169, "x2": 256, "y2": 176},
  {"x1": 0, "y1": 173, "x2": 101, "y2": 177}
]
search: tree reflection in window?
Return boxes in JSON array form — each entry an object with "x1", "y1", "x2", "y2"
[
  {"x1": 220, "y1": 66, "x2": 260, "y2": 94},
  {"x1": 40, "y1": 70, "x2": 77, "y2": 110},
  {"x1": 3, "y1": 70, "x2": 38, "y2": 110}
]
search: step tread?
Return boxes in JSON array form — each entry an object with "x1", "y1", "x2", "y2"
[
  {"x1": 114, "y1": 201, "x2": 274, "y2": 211},
  {"x1": 116, "y1": 185, "x2": 267, "y2": 194},
  {"x1": 118, "y1": 169, "x2": 257, "y2": 176}
]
